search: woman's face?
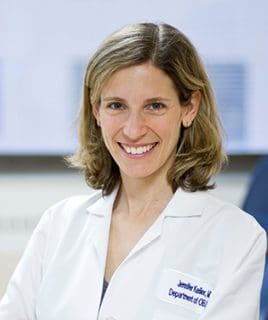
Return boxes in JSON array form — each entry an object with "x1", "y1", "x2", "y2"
[{"x1": 93, "y1": 62, "x2": 199, "y2": 182}]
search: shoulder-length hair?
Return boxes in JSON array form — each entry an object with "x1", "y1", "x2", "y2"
[{"x1": 67, "y1": 22, "x2": 227, "y2": 195}]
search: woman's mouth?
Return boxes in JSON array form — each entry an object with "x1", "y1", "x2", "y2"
[{"x1": 118, "y1": 142, "x2": 158, "y2": 155}]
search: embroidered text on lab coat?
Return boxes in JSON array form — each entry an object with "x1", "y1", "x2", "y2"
[{"x1": 157, "y1": 269, "x2": 213, "y2": 314}]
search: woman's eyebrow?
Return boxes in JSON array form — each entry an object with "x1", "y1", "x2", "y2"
[
  {"x1": 144, "y1": 97, "x2": 171, "y2": 103},
  {"x1": 102, "y1": 96, "x2": 127, "y2": 102},
  {"x1": 102, "y1": 96, "x2": 171, "y2": 103}
]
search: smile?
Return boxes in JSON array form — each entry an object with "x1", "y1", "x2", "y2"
[{"x1": 118, "y1": 143, "x2": 158, "y2": 155}]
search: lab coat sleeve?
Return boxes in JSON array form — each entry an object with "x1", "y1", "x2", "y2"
[
  {"x1": 200, "y1": 229, "x2": 267, "y2": 320},
  {"x1": 0, "y1": 208, "x2": 52, "y2": 320}
]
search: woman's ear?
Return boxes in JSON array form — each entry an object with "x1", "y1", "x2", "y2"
[
  {"x1": 92, "y1": 104, "x2": 101, "y2": 126},
  {"x1": 182, "y1": 90, "x2": 201, "y2": 128}
]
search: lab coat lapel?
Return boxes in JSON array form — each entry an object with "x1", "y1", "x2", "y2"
[
  {"x1": 86, "y1": 187, "x2": 206, "y2": 269},
  {"x1": 127, "y1": 212, "x2": 164, "y2": 259},
  {"x1": 86, "y1": 188, "x2": 118, "y2": 269},
  {"x1": 163, "y1": 188, "x2": 206, "y2": 218},
  {"x1": 124, "y1": 189, "x2": 205, "y2": 260}
]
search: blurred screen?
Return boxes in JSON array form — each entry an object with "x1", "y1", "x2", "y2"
[{"x1": 0, "y1": 0, "x2": 267, "y2": 155}]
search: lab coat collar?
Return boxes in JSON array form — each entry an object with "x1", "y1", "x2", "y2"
[
  {"x1": 85, "y1": 187, "x2": 119, "y2": 270},
  {"x1": 85, "y1": 186, "x2": 204, "y2": 270},
  {"x1": 86, "y1": 186, "x2": 119, "y2": 216},
  {"x1": 163, "y1": 188, "x2": 206, "y2": 217},
  {"x1": 86, "y1": 186, "x2": 205, "y2": 218}
]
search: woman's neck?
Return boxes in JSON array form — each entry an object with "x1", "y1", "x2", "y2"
[{"x1": 114, "y1": 174, "x2": 174, "y2": 218}]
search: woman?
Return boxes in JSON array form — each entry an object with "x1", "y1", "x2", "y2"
[{"x1": 0, "y1": 23, "x2": 266, "y2": 320}]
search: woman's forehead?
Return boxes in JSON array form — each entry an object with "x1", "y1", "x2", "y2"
[{"x1": 101, "y1": 63, "x2": 178, "y2": 100}]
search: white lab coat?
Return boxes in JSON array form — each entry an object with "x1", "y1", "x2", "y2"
[{"x1": 0, "y1": 187, "x2": 266, "y2": 320}]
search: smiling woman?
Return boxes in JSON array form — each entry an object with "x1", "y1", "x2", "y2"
[
  {"x1": 0, "y1": 23, "x2": 266, "y2": 320},
  {"x1": 70, "y1": 23, "x2": 225, "y2": 195}
]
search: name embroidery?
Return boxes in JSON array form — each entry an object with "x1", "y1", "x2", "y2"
[
  {"x1": 169, "y1": 281, "x2": 212, "y2": 308},
  {"x1": 157, "y1": 269, "x2": 213, "y2": 314}
]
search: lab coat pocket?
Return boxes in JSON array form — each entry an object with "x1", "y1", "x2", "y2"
[{"x1": 153, "y1": 268, "x2": 213, "y2": 320}]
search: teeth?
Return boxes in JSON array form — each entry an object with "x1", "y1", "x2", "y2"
[
  {"x1": 121, "y1": 143, "x2": 156, "y2": 155},
  {"x1": 125, "y1": 146, "x2": 131, "y2": 153}
]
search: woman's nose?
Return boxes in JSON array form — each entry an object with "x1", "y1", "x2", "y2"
[{"x1": 122, "y1": 112, "x2": 147, "y2": 140}]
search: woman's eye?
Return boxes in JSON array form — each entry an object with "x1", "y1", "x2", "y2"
[
  {"x1": 147, "y1": 102, "x2": 166, "y2": 112},
  {"x1": 107, "y1": 102, "x2": 123, "y2": 110},
  {"x1": 151, "y1": 103, "x2": 162, "y2": 110}
]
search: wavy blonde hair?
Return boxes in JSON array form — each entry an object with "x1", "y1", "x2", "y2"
[{"x1": 67, "y1": 23, "x2": 227, "y2": 195}]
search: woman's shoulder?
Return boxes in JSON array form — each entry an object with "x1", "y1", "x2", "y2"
[
  {"x1": 198, "y1": 191, "x2": 266, "y2": 245},
  {"x1": 173, "y1": 190, "x2": 266, "y2": 266},
  {"x1": 206, "y1": 191, "x2": 262, "y2": 227},
  {"x1": 175, "y1": 188, "x2": 265, "y2": 236},
  {"x1": 35, "y1": 190, "x2": 103, "y2": 232},
  {"x1": 46, "y1": 190, "x2": 103, "y2": 215}
]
